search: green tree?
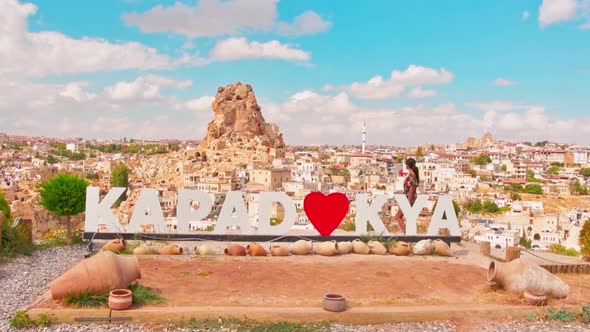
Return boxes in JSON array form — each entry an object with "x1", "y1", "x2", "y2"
[
  {"x1": 501, "y1": 165, "x2": 508, "y2": 172},
  {"x1": 580, "y1": 168, "x2": 590, "y2": 177},
  {"x1": 38, "y1": 174, "x2": 89, "y2": 242},
  {"x1": 523, "y1": 184, "x2": 543, "y2": 194},
  {"x1": 548, "y1": 166, "x2": 560, "y2": 175},
  {"x1": 482, "y1": 201, "x2": 500, "y2": 213},
  {"x1": 416, "y1": 146, "x2": 424, "y2": 160},
  {"x1": 0, "y1": 189, "x2": 11, "y2": 220},
  {"x1": 570, "y1": 179, "x2": 589, "y2": 196},
  {"x1": 471, "y1": 154, "x2": 492, "y2": 165},
  {"x1": 580, "y1": 219, "x2": 590, "y2": 257},
  {"x1": 111, "y1": 163, "x2": 130, "y2": 207},
  {"x1": 47, "y1": 155, "x2": 59, "y2": 164}
]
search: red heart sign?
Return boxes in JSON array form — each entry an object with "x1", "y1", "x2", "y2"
[{"x1": 304, "y1": 192, "x2": 349, "y2": 236}]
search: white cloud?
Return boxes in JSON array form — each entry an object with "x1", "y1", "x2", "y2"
[
  {"x1": 60, "y1": 82, "x2": 97, "y2": 102},
  {"x1": 539, "y1": 0, "x2": 578, "y2": 27},
  {"x1": 494, "y1": 78, "x2": 516, "y2": 86},
  {"x1": 105, "y1": 75, "x2": 192, "y2": 102},
  {"x1": 339, "y1": 65, "x2": 453, "y2": 100},
  {"x1": 276, "y1": 11, "x2": 332, "y2": 36},
  {"x1": 210, "y1": 37, "x2": 311, "y2": 62},
  {"x1": 0, "y1": 0, "x2": 206, "y2": 78},
  {"x1": 522, "y1": 11, "x2": 530, "y2": 21},
  {"x1": 123, "y1": 0, "x2": 278, "y2": 38},
  {"x1": 407, "y1": 86, "x2": 437, "y2": 99},
  {"x1": 183, "y1": 96, "x2": 215, "y2": 111},
  {"x1": 468, "y1": 100, "x2": 532, "y2": 111}
]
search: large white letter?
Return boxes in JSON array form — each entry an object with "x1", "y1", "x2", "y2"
[
  {"x1": 127, "y1": 189, "x2": 167, "y2": 233},
  {"x1": 213, "y1": 191, "x2": 252, "y2": 234},
  {"x1": 355, "y1": 194, "x2": 389, "y2": 235},
  {"x1": 394, "y1": 194, "x2": 428, "y2": 236},
  {"x1": 85, "y1": 186, "x2": 126, "y2": 232},
  {"x1": 257, "y1": 192, "x2": 296, "y2": 235},
  {"x1": 428, "y1": 196, "x2": 461, "y2": 236},
  {"x1": 176, "y1": 190, "x2": 213, "y2": 233}
]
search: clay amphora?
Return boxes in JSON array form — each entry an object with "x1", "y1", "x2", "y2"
[
  {"x1": 269, "y1": 245, "x2": 290, "y2": 256},
  {"x1": 315, "y1": 241, "x2": 339, "y2": 256},
  {"x1": 195, "y1": 244, "x2": 212, "y2": 255},
  {"x1": 224, "y1": 244, "x2": 247, "y2": 256},
  {"x1": 413, "y1": 240, "x2": 434, "y2": 255},
  {"x1": 109, "y1": 289, "x2": 133, "y2": 310},
  {"x1": 337, "y1": 241, "x2": 353, "y2": 255},
  {"x1": 49, "y1": 251, "x2": 141, "y2": 300},
  {"x1": 101, "y1": 239, "x2": 126, "y2": 252},
  {"x1": 487, "y1": 257, "x2": 569, "y2": 299},
  {"x1": 368, "y1": 241, "x2": 387, "y2": 255},
  {"x1": 132, "y1": 245, "x2": 157, "y2": 255},
  {"x1": 158, "y1": 245, "x2": 183, "y2": 255},
  {"x1": 246, "y1": 242, "x2": 268, "y2": 256},
  {"x1": 389, "y1": 241, "x2": 411, "y2": 256},
  {"x1": 290, "y1": 240, "x2": 313, "y2": 255},
  {"x1": 352, "y1": 239, "x2": 370, "y2": 255},
  {"x1": 433, "y1": 239, "x2": 452, "y2": 257}
]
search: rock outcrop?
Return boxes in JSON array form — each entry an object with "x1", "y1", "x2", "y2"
[
  {"x1": 465, "y1": 132, "x2": 496, "y2": 148},
  {"x1": 199, "y1": 82, "x2": 285, "y2": 151}
]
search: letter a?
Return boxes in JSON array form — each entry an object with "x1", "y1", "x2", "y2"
[{"x1": 428, "y1": 196, "x2": 461, "y2": 236}]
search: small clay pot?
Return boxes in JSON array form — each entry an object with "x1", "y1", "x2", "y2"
[
  {"x1": 337, "y1": 241, "x2": 353, "y2": 255},
  {"x1": 246, "y1": 243, "x2": 268, "y2": 256},
  {"x1": 582, "y1": 256, "x2": 590, "y2": 262},
  {"x1": 133, "y1": 245, "x2": 156, "y2": 255},
  {"x1": 352, "y1": 239, "x2": 370, "y2": 255},
  {"x1": 101, "y1": 239, "x2": 126, "y2": 252},
  {"x1": 323, "y1": 294, "x2": 347, "y2": 312},
  {"x1": 433, "y1": 239, "x2": 453, "y2": 257},
  {"x1": 524, "y1": 288, "x2": 547, "y2": 306},
  {"x1": 224, "y1": 244, "x2": 247, "y2": 256},
  {"x1": 290, "y1": 240, "x2": 313, "y2": 255},
  {"x1": 195, "y1": 245, "x2": 212, "y2": 255},
  {"x1": 315, "y1": 241, "x2": 339, "y2": 256},
  {"x1": 109, "y1": 289, "x2": 133, "y2": 310},
  {"x1": 389, "y1": 241, "x2": 411, "y2": 256},
  {"x1": 158, "y1": 245, "x2": 183, "y2": 255},
  {"x1": 368, "y1": 241, "x2": 387, "y2": 255},
  {"x1": 269, "y1": 245, "x2": 290, "y2": 256}
]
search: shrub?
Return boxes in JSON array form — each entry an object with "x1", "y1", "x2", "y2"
[
  {"x1": 549, "y1": 244, "x2": 580, "y2": 257},
  {"x1": 580, "y1": 219, "x2": 590, "y2": 257},
  {"x1": 545, "y1": 306, "x2": 575, "y2": 322}
]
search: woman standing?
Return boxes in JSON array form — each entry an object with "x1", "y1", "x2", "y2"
[{"x1": 393, "y1": 158, "x2": 420, "y2": 234}]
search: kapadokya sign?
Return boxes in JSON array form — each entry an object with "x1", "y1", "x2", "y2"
[{"x1": 85, "y1": 187, "x2": 461, "y2": 236}]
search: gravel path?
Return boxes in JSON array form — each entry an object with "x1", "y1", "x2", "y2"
[{"x1": 1, "y1": 246, "x2": 589, "y2": 331}]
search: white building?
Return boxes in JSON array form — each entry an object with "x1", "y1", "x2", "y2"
[{"x1": 474, "y1": 228, "x2": 521, "y2": 250}]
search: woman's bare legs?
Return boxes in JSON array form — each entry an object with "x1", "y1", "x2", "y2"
[{"x1": 393, "y1": 209, "x2": 406, "y2": 234}]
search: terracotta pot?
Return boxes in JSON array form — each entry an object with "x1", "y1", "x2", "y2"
[
  {"x1": 133, "y1": 246, "x2": 157, "y2": 255},
  {"x1": 246, "y1": 243, "x2": 268, "y2": 256},
  {"x1": 49, "y1": 251, "x2": 141, "y2": 300},
  {"x1": 368, "y1": 241, "x2": 387, "y2": 255},
  {"x1": 413, "y1": 240, "x2": 434, "y2": 255},
  {"x1": 159, "y1": 245, "x2": 183, "y2": 255},
  {"x1": 337, "y1": 241, "x2": 353, "y2": 255},
  {"x1": 224, "y1": 244, "x2": 247, "y2": 256},
  {"x1": 269, "y1": 245, "x2": 290, "y2": 256},
  {"x1": 109, "y1": 289, "x2": 133, "y2": 310},
  {"x1": 389, "y1": 241, "x2": 411, "y2": 256},
  {"x1": 323, "y1": 294, "x2": 347, "y2": 312},
  {"x1": 583, "y1": 256, "x2": 590, "y2": 262},
  {"x1": 352, "y1": 239, "x2": 370, "y2": 255},
  {"x1": 195, "y1": 245, "x2": 212, "y2": 255},
  {"x1": 487, "y1": 258, "x2": 569, "y2": 299},
  {"x1": 433, "y1": 239, "x2": 453, "y2": 257},
  {"x1": 524, "y1": 288, "x2": 547, "y2": 306},
  {"x1": 101, "y1": 239, "x2": 126, "y2": 252},
  {"x1": 315, "y1": 241, "x2": 339, "y2": 256},
  {"x1": 290, "y1": 240, "x2": 313, "y2": 255}
]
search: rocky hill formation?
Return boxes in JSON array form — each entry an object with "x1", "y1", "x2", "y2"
[
  {"x1": 465, "y1": 132, "x2": 496, "y2": 148},
  {"x1": 198, "y1": 82, "x2": 285, "y2": 166}
]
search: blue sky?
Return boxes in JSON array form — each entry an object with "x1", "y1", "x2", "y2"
[{"x1": 1, "y1": 0, "x2": 589, "y2": 145}]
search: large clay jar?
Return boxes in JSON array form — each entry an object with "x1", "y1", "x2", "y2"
[
  {"x1": 368, "y1": 241, "x2": 387, "y2": 255},
  {"x1": 49, "y1": 251, "x2": 141, "y2": 300},
  {"x1": 109, "y1": 289, "x2": 133, "y2": 310},
  {"x1": 159, "y1": 245, "x2": 183, "y2": 255},
  {"x1": 487, "y1": 257, "x2": 569, "y2": 299},
  {"x1": 133, "y1": 245, "x2": 157, "y2": 255},
  {"x1": 101, "y1": 239, "x2": 126, "y2": 252},
  {"x1": 389, "y1": 241, "x2": 411, "y2": 256},
  {"x1": 290, "y1": 240, "x2": 313, "y2": 255},
  {"x1": 413, "y1": 240, "x2": 434, "y2": 255},
  {"x1": 246, "y1": 242, "x2": 268, "y2": 256},
  {"x1": 323, "y1": 294, "x2": 347, "y2": 312},
  {"x1": 433, "y1": 239, "x2": 453, "y2": 257},
  {"x1": 352, "y1": 239, "x2": 370, "y2": 255},
  {"x1": 269, "y1": 245, "x2": 290, "y2": 256},
  {"x1": 337, "y1": 241, "x2": 353, "y2": 255},
  {"x1": 195, "y1": 244, "x2": 212, "y2": 255},
  {"x1": 224, "y1": 244, "x2": 247, "y2": 256},
  {"x1": 315, "y1": 241, "x2": 339, "y2": 256}
]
